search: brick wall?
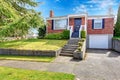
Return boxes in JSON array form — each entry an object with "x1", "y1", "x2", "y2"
[
  {"x1": 47, "y1": 17, "x2": 85, "y2": 33},
  {"x1": 81, "y1": 17, "x2": 85, "y2": 25},
  {"x1": 87, "y1": 18, "x2": 114, "y2": 34}
]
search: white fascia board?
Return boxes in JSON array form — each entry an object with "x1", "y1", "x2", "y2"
[
  {"x1": 88, "y1": 15, "x2": 115, "y2": 19},
  {"x1": 46, "y1": 16, "x2": 68, "y2": 20},
  {"x1": 68, "y1": 13, "x2": 87, "y2": 18}
]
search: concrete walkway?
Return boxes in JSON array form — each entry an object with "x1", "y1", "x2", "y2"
[{"x1": 0, "y1": 49, "x2": 120, "y2": 80}]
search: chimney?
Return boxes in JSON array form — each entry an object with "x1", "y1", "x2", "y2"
[{"x1": 50, "y1": 10, "x2": 54, "y2": 17}]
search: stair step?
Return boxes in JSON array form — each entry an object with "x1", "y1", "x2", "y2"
[
  {"x1": 60, "y1": 38, "x2": 79, "y2": 57},
  {"x1": 63, "y1": 46, "x2": 78, "y2": 49},
  {"x1": 62, "y1": 48, "x2": 75, "y2": 51},
  {"x1": 60, "y1": 53, "x2": 73, "y2": 57},
  {"x1": 61, "y1": 51, "x2": 73, "y2": 54}
]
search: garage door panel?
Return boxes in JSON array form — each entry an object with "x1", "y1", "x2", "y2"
[{"x1": 89, "y1": 35, "x2": 108, "y2": 49}]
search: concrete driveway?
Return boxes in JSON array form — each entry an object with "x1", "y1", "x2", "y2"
[
  {"x1": 0, "y1": 49, "x2": 120, "y2": 80},
  {"x1": 73, "y1": 49, "x2": 120, "y2": 80}
]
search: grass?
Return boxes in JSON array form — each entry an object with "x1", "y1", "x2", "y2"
[
  {"x1": 0, "y1": 55, "x2": 55, "y2": 62},
  {"x1": 0, "y1": 67, "x2": 75, "y2": 80},
  {"x1": 0, "y1": 39, "x2": 67, "y2": 50}
]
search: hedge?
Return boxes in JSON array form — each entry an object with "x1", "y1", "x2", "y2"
[{"x1": 44, "y1": 30, "x2": 70, "y2": 40}]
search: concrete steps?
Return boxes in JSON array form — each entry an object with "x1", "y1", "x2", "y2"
[{"x1": 60, "y1": 38, "x2": 79, "y2": 57}]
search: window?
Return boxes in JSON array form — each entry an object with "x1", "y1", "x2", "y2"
[
  {"x1": 94, "y1": 19, "x2": 102, "y2": 29},
  {"x1": 54, "y1": 19, "x2": 67, "y2": 30}
]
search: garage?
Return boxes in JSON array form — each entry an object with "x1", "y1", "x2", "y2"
[{"x1": 89, "y1": 35, "x2": 109, "y2": 49}]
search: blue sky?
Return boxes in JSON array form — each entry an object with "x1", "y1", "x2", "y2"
[{"x1": 35, "y1": 0, "x2": 120, "y2": 18}]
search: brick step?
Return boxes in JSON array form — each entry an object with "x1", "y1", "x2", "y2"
[{"x1": 60, "y1": 53, "x2": 73, "y2": 57}]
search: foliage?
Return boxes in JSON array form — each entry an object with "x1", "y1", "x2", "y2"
[
  {"x1": 38, "y1": 25, "x2": 46, "y2": 39},
  {"x1": 44, "y1": 30, "x2": 70, "y2": 40},
  {"x1": 61, "y1": 30, "x2": 70, "y2": 39},
  {"x1": 0, "y1": 0, "x2": 44, "y2": 38},
  {"x1": 0, "y1": 67, "x2": 75, "y2": 80},
  {"x1": 114, "y1": 5, "x2": 120, "y2": 37},
  {"x1": 0, "y1": 39, "x2": 67, "y2": 50},
  {"x1": 44, "y1": 33, "x2": 62, "y2": 40},
  {"x1": 77, "y1": 47, "x2": 82, "y2": 52},
  {"x1": 78, "y1": 42, "x2": 83, "y2": 47},
  {"x1": 113, "y1": 36, "x2": 120, "y2": 40},
  {"x1": 81, "y1": 30, "x2": 86, "y2": 38}
]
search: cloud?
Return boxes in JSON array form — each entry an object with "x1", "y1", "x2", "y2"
[
  {"x1": 73, "y1": 4, "x2": 87, "y2": 13},
  {"x1": 88, "y1": 0, "x2": 118, "y2": 9},
  {"x1": 73, "y1": 0, "x2": 118, "y2": 14},
  {"x1": 90, "y1": 5, "x2": 93, "y2": 8}
]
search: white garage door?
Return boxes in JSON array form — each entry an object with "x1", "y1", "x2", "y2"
[{"x1": 89, "y1": 35, "x2": 108, "y2": 49}]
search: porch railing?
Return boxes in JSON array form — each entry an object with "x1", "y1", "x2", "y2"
[{"x1": 69, "y1": 26, "x2": 73, "y2": 39}]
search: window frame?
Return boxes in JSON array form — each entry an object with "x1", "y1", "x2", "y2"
[
  {"x1": 94, "y1": 19, "x2": 103, "y2": 29},
  {"x1": 54, "y1": 19, "x2": 67, "y2": 30}
]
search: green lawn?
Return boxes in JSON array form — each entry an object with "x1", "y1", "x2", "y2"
[
  {"x1": 0, "y1": 39, "x2": 67, "y2": 50},
  {"x1": 0, "y1": 55, "x2": 55, "y2": 62},
  {"x1": 0, "y1": 67, "x2": 75, "y2": 80}
]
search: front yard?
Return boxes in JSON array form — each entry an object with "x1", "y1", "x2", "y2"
[
  {"x1": 0, "y1": 39, "x2": 67, "y2": 50},
  {"x1": 0, "y1": 67, "x2": 75, "y2": 80}
]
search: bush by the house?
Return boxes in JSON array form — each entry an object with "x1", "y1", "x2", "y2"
[
  {"x1": 44, "y1": 33, "x2": 62, "y2": 39},
  {"x1": 61, "y1": 30, "x2": 70, "y2": 39},
  {"x1": 38, "y1": 25, "x2": 46, "y2": 39},
  {"x1": 44, "y1": 30, "x2": 70, "y2": 40},
  {"x1": 81, "y1": 30, "x2": 86, "y2": 38},
  {"x1": 114, "y1": 5, "x2": 120, "y2": 37}
]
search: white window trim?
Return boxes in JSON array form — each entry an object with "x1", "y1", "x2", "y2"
[
  {"x1": 94, "y1": 19, "x2": 103, "y2": 29},
  {"x1": 53, "y1": 19, "x2": 67, "y2": 30}
]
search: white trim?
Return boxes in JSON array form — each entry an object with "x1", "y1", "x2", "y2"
[
  {"x1": 93, "y1": 19, "x2": 103, "y2": 29},
  {"x1": 68, "y1": 14, "x2": 87, "y2": 18},
  {"x1": 46, "y1": 17, "x2": 67, "y2": 20},
  {"x1": 88, "y1": 15, "x2": 114, "y2": 19},
  {"x1": 53, "y1": 19, "x2": 67, "y2": 30}
]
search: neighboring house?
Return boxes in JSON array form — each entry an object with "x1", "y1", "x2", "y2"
[{"x1": 46, "y1": 10, "x2": 114, "y2": 49}]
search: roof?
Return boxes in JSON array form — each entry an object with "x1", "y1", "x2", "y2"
[{"x1": 46, "y1": 13, "x2": 114, "y2": 20}]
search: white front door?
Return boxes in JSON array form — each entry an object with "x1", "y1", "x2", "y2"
[{"x1": 89, "y1": 35, "x2": 109, "y2": 49}]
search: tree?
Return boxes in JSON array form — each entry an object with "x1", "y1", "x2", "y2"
[
  {"x1": 38, "y1": 25, "x2": 46, "y2": 39},
  {"x1": 0, "y1": 0, "x2": 44, "y2": 38},
  {"x1": 114, "y1": 5, "x2": 120, "y2": 37}
]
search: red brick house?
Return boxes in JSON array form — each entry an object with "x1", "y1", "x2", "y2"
[{"x1": 46, "y1": 10, "x2": 114, "y2": 49}]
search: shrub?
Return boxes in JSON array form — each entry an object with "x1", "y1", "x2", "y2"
[
  {"x1": 78, "y1": 42, "x2": 83, "y2": 47},
  {"x1": 44, "y1": 30, "x2": 70, "y2": 40},
  {"x1": 44, "y1": 33, "x2": 62, "y2": 39},
  {"x1": 77, "y1": 47, "x2": 82, "y2": 52},
  {"x1": 61, "y1": 30, "x2": 70, "y2": 39},
  {"x1": 81, "y1": 30, "x2": 86, "y2": 38},
  {"x1": 80, "y1": 38, "x2": 85, "y2": 42},
  {"x1": 38, "y1": 25, "x2": 46, "y2": 39},
  {"x1": 114, "y1": 5, "x2": 120, "y2": 37}
]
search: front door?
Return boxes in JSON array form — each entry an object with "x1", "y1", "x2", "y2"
[
  {"x1": 71, "y1": 18, "x2": 81, "y2": 38},
  {"x1": 74, "y1": 18, "x2": 81, "y2": 32}
]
